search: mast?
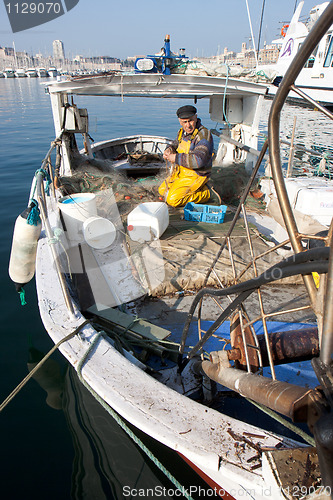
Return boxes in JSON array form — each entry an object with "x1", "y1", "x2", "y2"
[{"x1": 245, "y1": 0, "x2": 258, "y2": 67}]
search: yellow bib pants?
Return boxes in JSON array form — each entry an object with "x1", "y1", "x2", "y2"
[{"x1": 158, "y1": 131, "x2": 210, "y2": 208}]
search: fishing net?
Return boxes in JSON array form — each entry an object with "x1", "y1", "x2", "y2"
[
  {"x1": 58, "y1": 153, "x2": 169, "y2": 220},
  {"x1": 58, "y1": 152, "x2": 262, "y2": 222}
]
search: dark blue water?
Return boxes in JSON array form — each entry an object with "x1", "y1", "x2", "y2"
[{"x1": 0, "y1": 77, "x2": 332, "y2": 500}]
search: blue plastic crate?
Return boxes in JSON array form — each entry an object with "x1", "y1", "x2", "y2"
[
  {"x1": 184, "y1": 202, "x2": 227, "y2": 224},
  {"x1": 184, "y1": 202, "x2": 205, "y2": 222}
]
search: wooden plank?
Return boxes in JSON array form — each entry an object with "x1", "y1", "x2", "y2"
[{"x1": 87, "y1": 305, "x2": 171, "y2": 341}]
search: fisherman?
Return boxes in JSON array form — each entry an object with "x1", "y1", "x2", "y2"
[{"x1": 159, "y1": 105, "x2": 214, "y2": 207}]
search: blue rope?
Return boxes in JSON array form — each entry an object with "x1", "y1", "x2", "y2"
[
  {"x1": 35, "y1": 168, "x2": 52, "y2": 195},
  {"x1": 27, "y1": 199, "x2": 41, "y2": 226}
]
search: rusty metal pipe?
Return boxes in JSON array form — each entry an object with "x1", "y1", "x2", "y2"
[
  {"x1": 257, "y1": 327, "x2": 319, "y2": 366},
  {"x1": 200, "y1": 350, "x2": 313, "y2": 421},
  {"x1": 227, "y1": 327, "x2": 319, "y2": 368}
]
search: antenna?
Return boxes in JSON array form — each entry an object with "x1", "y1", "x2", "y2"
[
  {"x1": 257, "y1": 0, "x2": 266, "y2": 58},
  {"x1": 245, "y1": 0, "x2": 258, "y2": 67}
]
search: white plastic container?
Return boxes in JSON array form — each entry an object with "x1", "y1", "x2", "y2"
[
  {"x1": 287, "y1": 179, "x2": 333, "y2": 226},
  {"x1": 127, "y1": 202, "x2": 169, "y2": 242},
  {"x1": 83, "y1": 216, "x2": 116, "y2": 249},
  {"x1": 260, "y1": 177, "x2": 333, "y2": 226},
  {"x1": 58, "y1": 193, "x2": 97, "y2": 241}
]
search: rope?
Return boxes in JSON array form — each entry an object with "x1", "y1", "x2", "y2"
[
  {"x1": 0, "y1": 319, "x2": 90, "y2": 413},
  {"x1": 47, "y1": 227, "x2": 63, "y2": 245},
  {"x1": 76, "y1": 333, "x2": 195, "y2": 500},
  {"x1": 19, "y1": 288, "x2": 27, "y2": 306},
  {"x1": 27, "y1": 199, "x2": 41, "y2": 226},
  {"x1": 35, "y1": 168, "x2": 52, "y2": 195},
  {"x1": 246, "y1": 398, "x2": 315, "y2": 447}
]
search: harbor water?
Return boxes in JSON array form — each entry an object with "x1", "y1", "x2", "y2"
[{"x1": 0, "y1": 77, "x2": 332, "y2": 500}]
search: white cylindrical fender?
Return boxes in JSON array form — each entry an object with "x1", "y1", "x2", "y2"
[{"x1": 9, "y1": 207, "x2": 42, "y2": 289}]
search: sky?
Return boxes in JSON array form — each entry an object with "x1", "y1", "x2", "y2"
[{"x1": 0, "y1": 0, "x2": 324, "y2": 60}]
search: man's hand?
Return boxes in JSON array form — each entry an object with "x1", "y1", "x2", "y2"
[{"x1": 163, "y1": 148, "x2": 176, "y2": 163}]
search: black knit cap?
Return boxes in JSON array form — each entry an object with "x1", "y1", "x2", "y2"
[{"x1": 176, "y1": 105, "x2": 197, "y2": 119}]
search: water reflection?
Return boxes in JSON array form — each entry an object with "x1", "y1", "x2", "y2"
[{"x1": 27, "y1": 348, "x2": 174, "y2": 499}]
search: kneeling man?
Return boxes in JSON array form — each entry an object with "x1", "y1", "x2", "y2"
[{"x1": 159, "y1": 105, "x2": 213, "y2": 207}]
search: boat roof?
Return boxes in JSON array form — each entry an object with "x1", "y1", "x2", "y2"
[{"x1": 46, "y1": 72, "x2": 268, "y2": 99}]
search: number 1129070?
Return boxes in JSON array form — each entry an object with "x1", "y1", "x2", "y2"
[{"x1": 5, "y1": 3, "x2": 61, "y2": 14}]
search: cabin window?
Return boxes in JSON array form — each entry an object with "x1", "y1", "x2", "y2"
[
  {"x1": 323, "y1": 35, "x2": 333, "y2": 67},
  {"x1": 304, "y1": 45, "x2": 318, "y2": 68}
]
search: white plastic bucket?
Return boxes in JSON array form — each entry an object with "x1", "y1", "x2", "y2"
[
  {"x1": 58, "y1": 193, "x2": 97, "y2": 241},
  {"x1": 127, "y1": 202, "x2": 169, "y2": 242},
  {"x1": 83, "y1": 216, "x2": 116, "y2": 249}
]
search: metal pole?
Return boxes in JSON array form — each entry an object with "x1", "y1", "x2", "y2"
[
  {"x1": 286, "y1": 116, "x2": 296, "y2": 178},
  {"x1": 321, "y1": 239, "x2": 333, "y2": 365},
  {"x1": 36, "y1": 173, "x2": 75, "y2": 317},
  {"x1": 268, "y1": 1, "x2": 333, "y2": 307}
]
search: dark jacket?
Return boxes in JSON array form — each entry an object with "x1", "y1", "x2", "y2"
[{"x1": 170, "y1": 118, "x2": 213, "y2": 177}]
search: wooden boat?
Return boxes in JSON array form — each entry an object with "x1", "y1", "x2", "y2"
[{"x1": 8, "y1": 6, "x2": 333, "y2": 497}]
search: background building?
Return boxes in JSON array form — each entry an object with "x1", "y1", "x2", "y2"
[{"x1": 53, "y1": 40, "x2": 65, "y2": 64}]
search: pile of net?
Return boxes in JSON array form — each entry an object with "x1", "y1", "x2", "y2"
[
  {"x1": 57, "y1": 150, "x2": 265, "y2": 226},
  {"x1": 58, "y1": 156, "x2": 169, "y2": 219}
]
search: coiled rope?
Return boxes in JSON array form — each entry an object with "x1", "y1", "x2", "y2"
[{"x1": 76, "y1": 332, "x2": 195, "y2": 500}]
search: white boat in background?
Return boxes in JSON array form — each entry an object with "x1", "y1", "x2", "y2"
[
  {"x1": 47, "y1": 67, "x2": 58, "y2": 78},
  {"x1": 7, "y1": 3, "x2": 333, "y2": 496},
  {"x1": 25, "y1": 68, "x2": 38, "y2": 78},
  {"x1": 4, "y1": 68, "x2": 15, "y2": 78},
  {"x1": 257, "y1": 2, "x2": 333, "y2": 107},
  {"x1": 15, "y1": 68, "x2": 27, "y2": 78},
  {"x1": 37, "y1": 67, "x2": 48, "y2": 78}
]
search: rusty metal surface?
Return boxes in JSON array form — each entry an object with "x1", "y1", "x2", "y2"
[
  {"x1": 228, "y1": 326, "x2": 319, "y2": 369},
  {"x1": 257, "y1": 327, "x2": 319, "y2": 367},
  {"x1": 201, "y1": 350, "x2": 315, "y2": 421},
  {"x1": 230, "y1": 312, "x2": 259, "y2": 371}
]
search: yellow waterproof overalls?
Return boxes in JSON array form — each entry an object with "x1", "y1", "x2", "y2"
[{"x1": 158, "y1": 128, "x2": 211, "y2": 208}]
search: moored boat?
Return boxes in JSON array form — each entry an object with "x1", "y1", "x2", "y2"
[
  {"x1": 7, "y1": 4, "x2": 333, "y2": 497},
  {"x1": 25, "y1": 68, "x2": 38, "y2": 78},
  {"x1": 37, "y1": 67, "x2": 49, "y2": 78},
  {"x1": 15, "y1": 68, "x2": 27, "y2": 78},
  {"x1": 256, "y1": 1, "x2": 333, "y2": 108},
  {"x1": 48, "y1": 67, "x2": 58, "y2": 77},
  {"x1": 4, "y1": 68, "x2": 15, "y2": 78}
]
